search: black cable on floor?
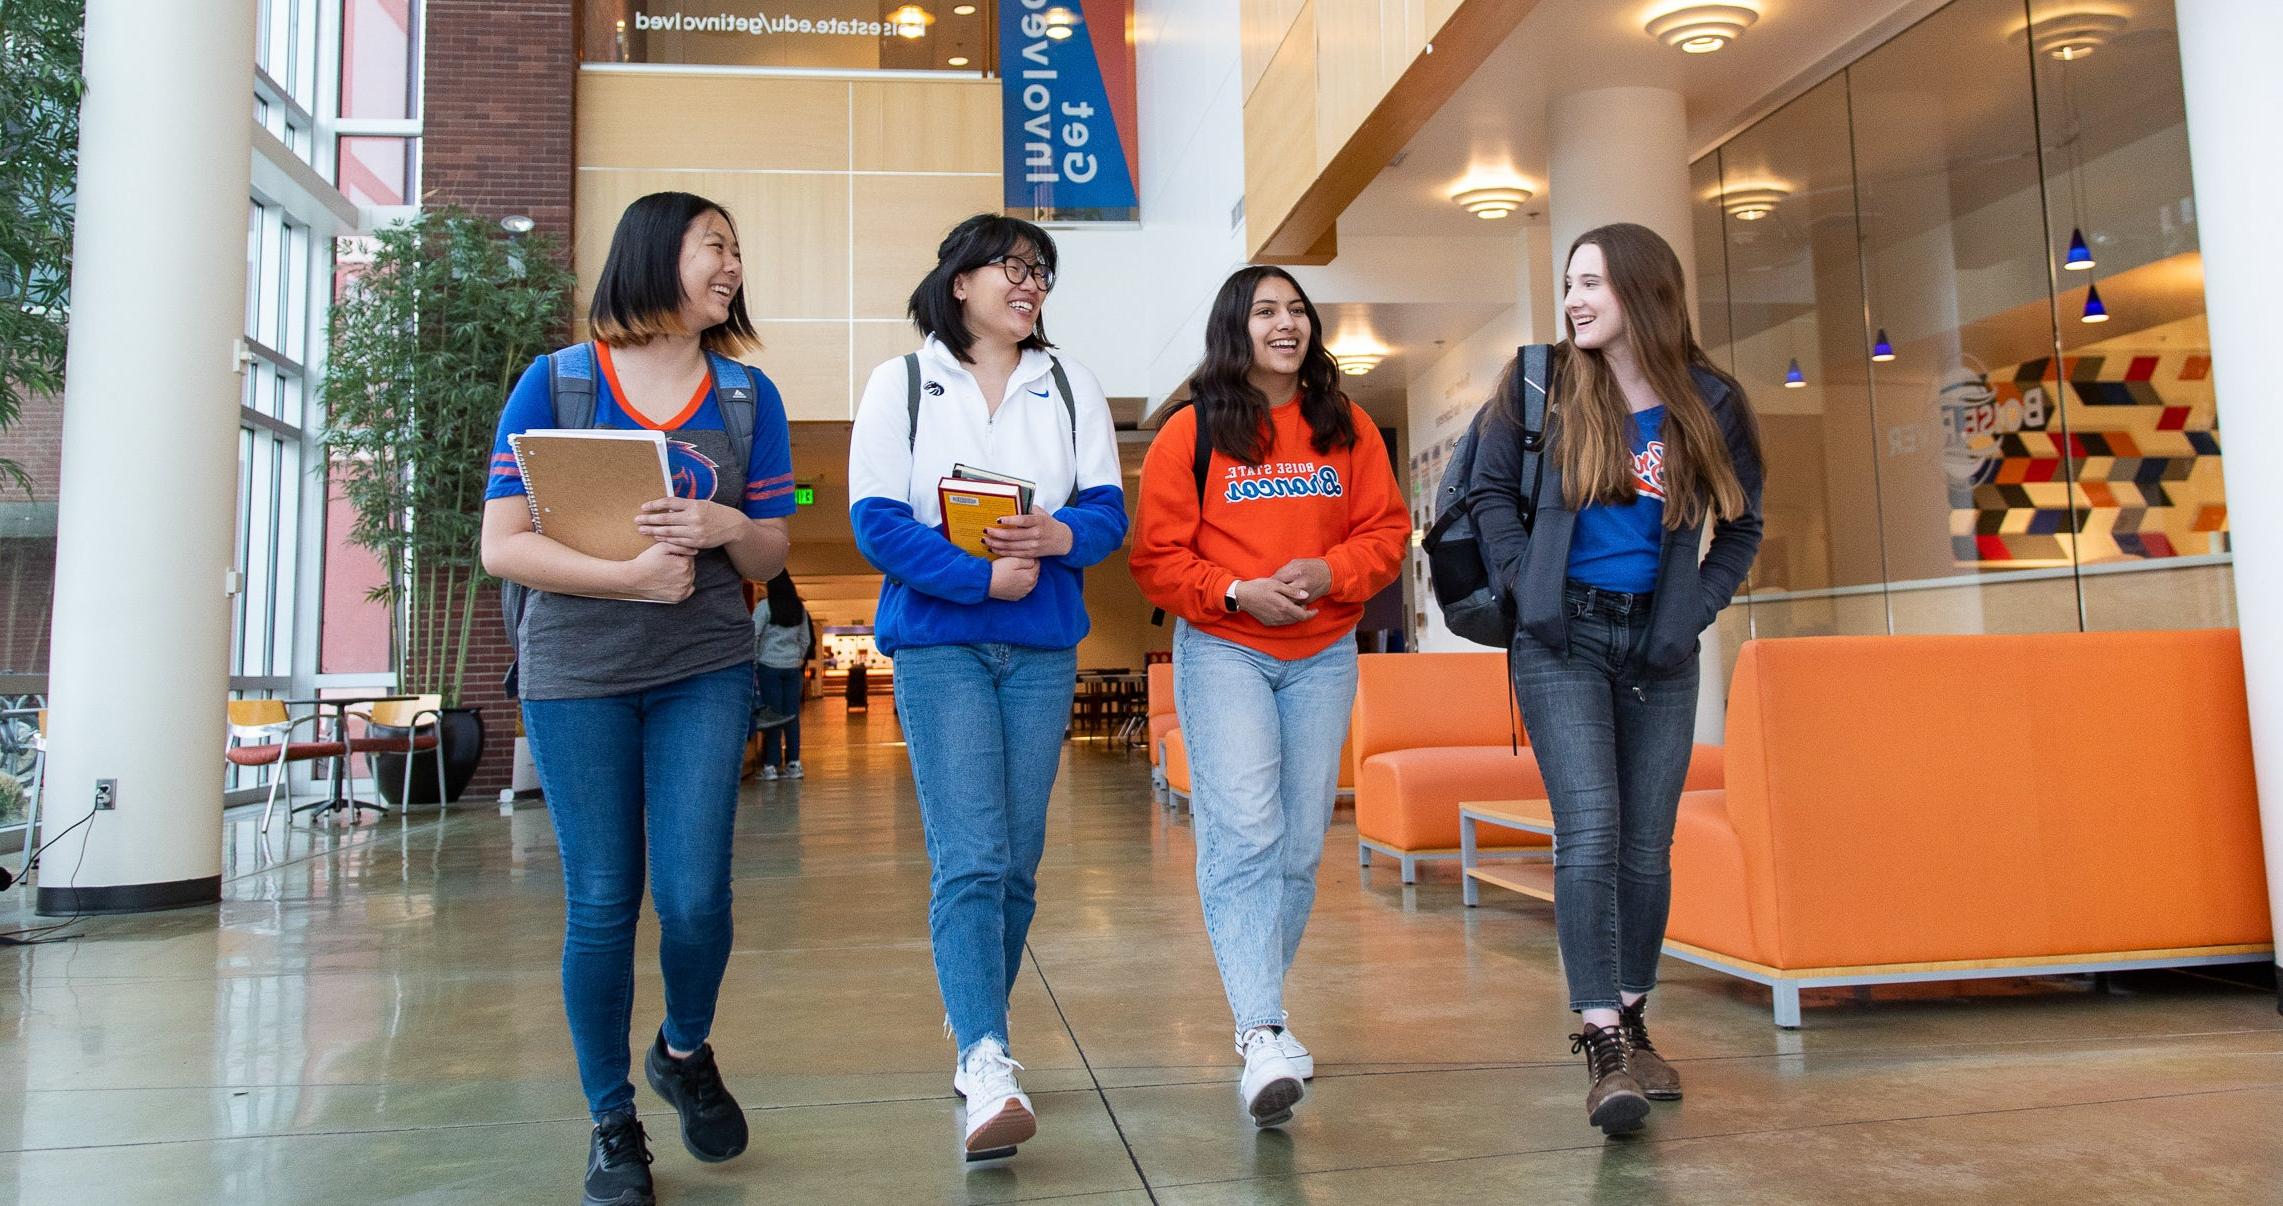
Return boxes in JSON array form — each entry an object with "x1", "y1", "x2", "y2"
[{"x1": 1027, "y1": 941, "x2": 1159, "y2": 1204}]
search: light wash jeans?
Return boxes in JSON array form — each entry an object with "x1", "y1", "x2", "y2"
[
  {"x1": 892, "y1": 642, "x2": 1078, "y2": 1056},
  {"x1": 1174, "y1": 620, "x2": 1359, "y2": 1033}
]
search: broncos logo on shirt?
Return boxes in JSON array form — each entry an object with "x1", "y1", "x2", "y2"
[
  {"x1": 1633, "y1": 441, "x2": 1668, "y2": 502},
  {"x1": 668, "y1": 440, "x2": 720, "y2": 500}
]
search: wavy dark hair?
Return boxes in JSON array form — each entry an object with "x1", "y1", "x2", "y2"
[
  {"x1": 1188, "y1": 266, "x2": 1355, "y2": 464},
  {"x1": 907, "y1": 213, "x2": 1058, "y2": 364}
]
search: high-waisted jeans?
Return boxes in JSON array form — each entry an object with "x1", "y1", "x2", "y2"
[
  {"x1": 1174, "y1": 620, "x2": 1359, "y2": 1034},
  {"x1": 1510, "y1": 583, "x2": 1700, "y2": 1013},
  {"x1": 892, "y1": 642, "x2": 1078, "y2": 1057},
  {"x1": 521, "y1": 662, "x2": 753, "y2": 1120}
]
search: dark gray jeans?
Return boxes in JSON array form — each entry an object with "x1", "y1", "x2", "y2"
[{"x1": 1511, "y1": 582, "x2": 1701, "y2": 1012}]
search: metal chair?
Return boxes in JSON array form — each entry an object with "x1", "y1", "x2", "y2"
[
  {"x1": 348, "y1": 695, "x2": 449, "y2": 817},
  {"x1": 227, "y1": 699, "x2": 346, "y2": 835},
  {"x1": 2, "y1": 709, "x2": 47, "y2": 885}
]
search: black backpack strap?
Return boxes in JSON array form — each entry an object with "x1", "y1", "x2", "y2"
[
  {"x1": 904, "y1": 352, "x2": 924, "y2": 453},
  {"x1": 547, "y1": 341, "x2": 599, "y2": 429},
  {"x1": 1516, "y1": 344, "x2": 1552, "y2": 532},
  {"x1": 706, "y1": 351, "x2": 757, "y2": 476},
  {"x1": 1048, "y1": 355, "x2": 1079, "y2": 454}
]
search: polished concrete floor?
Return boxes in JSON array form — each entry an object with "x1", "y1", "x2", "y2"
[{"x1": 5, "y1": 701, "x2": 2282, "y2": 1204}]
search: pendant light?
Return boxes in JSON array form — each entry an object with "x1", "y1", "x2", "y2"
[
  {"x1": 2063, "y1": 227, "x2": 2095, "y2": 271},
  {"x1": 1871, "y1": 329, "x2": 1895, "y2": 362},
  {"x1": 2080, "y1": 282, "x2": 2109, "y2": 323},
  {"x1": 1783, "y1": 358, "x2": 1807, "y2": 388}
]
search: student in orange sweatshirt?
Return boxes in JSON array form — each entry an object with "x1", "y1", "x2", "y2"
[{"x1": 1130, "y1": 266, "x2": 1410, "y2": 1129}]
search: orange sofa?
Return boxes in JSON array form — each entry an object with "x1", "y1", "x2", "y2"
[
  {"x1": 1666, "y1": 631, "x2": 2273, "y2": 1027},
  {"x1": 1147, "y1": 663, "x2": 1178, "y2": 805},
  {"x1": 1353, "y1": 651, "x2": 1723, "y2": 884},
  {"x1": 1161, "y1": 725, "x2": 1191, "y2": 810}
]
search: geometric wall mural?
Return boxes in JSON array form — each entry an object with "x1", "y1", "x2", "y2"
[{"x1": 1951, "y1": 350, "x2": 2226, "y2": 565}]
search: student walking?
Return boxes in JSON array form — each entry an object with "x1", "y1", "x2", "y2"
[
  {"x1": 1469, "y1": 223, "x2": 1763, "y2": 1136},
  {"x1": 751, "y1": 570, "x2": 813, "y2": 780},
  {"x1": 1129, "y1": 266, "x2": 1409, "y2": 1128},
  {"x1": 480, "y1": 192, "x2": 796, "y2": 1205},
  {"x1": 847, "y1": 213, "x2": 1127, "y2": 1161}
]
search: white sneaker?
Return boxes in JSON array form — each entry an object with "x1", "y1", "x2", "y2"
[
  {"x1": 785, "y1": 761, "x2": 805, "y2": 779},
  {"x1": 759, "y1": 765, "x2": 779, "y2": 781},
  {"x1": 1275, "y1": 1028, "x2": 1314, "y2": 1080},
  {"x1": 1237, "y1": 1027, "x2": 1306, "y2": 1128},
  {"x1": 953, "y1": 1038, "x2": 1035, "y2": 1160}
]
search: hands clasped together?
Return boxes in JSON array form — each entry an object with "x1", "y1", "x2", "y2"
[
  {"x1": 1233, "y1": 558, "x2": 1331, "y2": 627},
  {"x1": 617, "y1": 497, "x2": 752, "y2": 604}
]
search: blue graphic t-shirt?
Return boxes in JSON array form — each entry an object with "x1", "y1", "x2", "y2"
[
  {"x1": 1566, "y1": 406, "x2": 1667, "y2": 595},
  {"x1": 486, "y1": 343, "x2": 797, "y2": 700}
]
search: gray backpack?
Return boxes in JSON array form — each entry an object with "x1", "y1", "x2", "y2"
[
  {"x1": 1422, "y1": 344, "x2": 1551, "y2": 648},
  {"x1": 499, "y1": 343, "x2": 759, "y2": 694}
]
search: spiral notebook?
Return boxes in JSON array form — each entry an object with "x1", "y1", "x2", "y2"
[{"x1": 507, "y1": 429, "x2": 673, "y2": 562}]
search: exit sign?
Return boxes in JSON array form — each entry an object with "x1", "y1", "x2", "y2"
[{"x1": 794, "y1": 484, "x2": 816, "y2": 507}]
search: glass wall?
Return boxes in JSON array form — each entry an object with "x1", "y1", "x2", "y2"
[
  {"x1": 1693, "y1": 0, "x2": 2221, "y2": 638},
  {"x1": 577, "y1": 0, "x2": 998, "y2": 72}
]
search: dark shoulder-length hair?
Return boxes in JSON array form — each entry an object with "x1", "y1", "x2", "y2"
[
  {"x1": 763, "y1": 570, "x2": 802, "y2": 627},
  {"x1": 1187, "y1": 265, "x2": 1355, "y2": 465},
  {"x1": 907, "y1": 213, "x2": 1059, "y2": 364},
  {"x1": 589, "y1": 191, "x2": 759, "y2": 357}
]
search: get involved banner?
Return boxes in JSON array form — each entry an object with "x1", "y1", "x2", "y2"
[{"x1": 1000, "y1": 1, "x2": 1139, "y2": 219}]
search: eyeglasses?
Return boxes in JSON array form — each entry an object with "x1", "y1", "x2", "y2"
[{"x1": 986, "y1": 254, "x2": 1056, "y2": 292}]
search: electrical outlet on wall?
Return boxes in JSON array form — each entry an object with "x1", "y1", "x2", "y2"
[{"x1": 94, "y1": 779, "x2": 116, "y2": 810}]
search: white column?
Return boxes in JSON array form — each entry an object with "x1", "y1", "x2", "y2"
[
  {"x1": 36, "y1": 0, "x2": 255, "y2": 914},
  {"x1": 1544, "y1": 85, "x2": 1727, "y2": 741},
  {"x1": 2177, "y1": 3, "x2": 2283, "y2": 970}
]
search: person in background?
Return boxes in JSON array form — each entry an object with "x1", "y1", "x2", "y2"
[
  {"x1": 1470, "y1": 222, "x2": 1764, "y2": 1137},
  {"x1": 751, "y1": 570, "x2": 813, "y2": 780},
  {"x1": 1128, "y1": 265, "x2": 1409, "y2": 1129},
  {"x1": 481, "y1": 191, "x2": 796, "y2": 1206},
  {"x1": 847, "y1": 213, "x2": 1127, "y2": 1162}
]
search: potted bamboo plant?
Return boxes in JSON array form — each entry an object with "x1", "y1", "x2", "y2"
[{"x1": 321, "y1": 207, "x2": 575, "y2": 803}]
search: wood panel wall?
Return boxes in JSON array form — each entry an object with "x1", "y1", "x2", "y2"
[
  {"x1": 574, "y1": 70, "x2": 1002, "y2": 421},
  {"x1": 1240, "y1": 0, "x2": 1533, "y2": 264}
]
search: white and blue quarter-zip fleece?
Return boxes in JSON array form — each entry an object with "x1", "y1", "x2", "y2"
[{"x1": 848, "y1": 336, "x2": 1128, "y2": 654}]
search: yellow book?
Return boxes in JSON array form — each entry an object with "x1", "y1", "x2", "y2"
[{"x1": 938, "y1": 477, "x2": 1024, "y2": 559}]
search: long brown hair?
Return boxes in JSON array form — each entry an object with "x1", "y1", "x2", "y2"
[
  {"x1": 1529, "y1": 222, "x2": 1758, "y2": 528},
  {"x1": 1188, "y1": 266, "x2": 1355, "y2": 463}
]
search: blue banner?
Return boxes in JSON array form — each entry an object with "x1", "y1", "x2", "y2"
[{"x1": 1000, "y1": 1, "x2": 1139, "y2": 218}]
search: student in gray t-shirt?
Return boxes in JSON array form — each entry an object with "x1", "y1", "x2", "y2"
[
  {"x1": 478, "y1": 192, "x2": 796, "y2": 1205},
  {"x1": 750, "y1": 570, "x2": 812, "y2": 779}
]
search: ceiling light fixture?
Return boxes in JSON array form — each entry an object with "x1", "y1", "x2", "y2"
[
  {"x1": 1783, "y1": 358, "x2": 1806, "y2": 388},
  {"x1": 1333, "y1": 352, "x2": 1384, "y2": 376},
  {"x1": 888, "y1": 4, "x2": 935, "y2": 39},
  {"x1": 1452, "y1": 185, "x2": 1533, "y2": 220},
  {"x1": 953, "y1": 3, "x2": 977, "y2": 13},
  {"x1": 2028, "y1": 11, "x2": 2127, "y2": 61},
  {"x1": 947, "y1": 55, "x2": 970, "y2": 67},
  {"x1": 1645, "y1": 4, "x2": 1759, "y2": 54},
  {"x1": 1871, "y1": 329, "x2": 1895, "y2": 362},
  {"x1": 2080, "y1": 282, "x2": 2110, "y2": 323},
  {"x1": 1042, "y1": 6, "x2": 1080, "y2": 39},
  {"x1": 1720, "y1": 185, "x2": 1789, "y2": 222},
  {"x1": 2063, "y1": 227, "x2": 2095, "y2": 270}
]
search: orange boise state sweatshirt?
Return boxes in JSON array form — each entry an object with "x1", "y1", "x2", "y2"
[{"x1": 1129, "y1": 398, "x2": 1411, "y2": 659}]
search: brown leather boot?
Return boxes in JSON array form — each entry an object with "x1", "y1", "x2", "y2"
[
  {"x1": 1571, "y1": 1023, "x2": 1649, "y2": 1135},
  {"x1": 1619, "y1": 998, "x2": 1681, "y2": 1100}
]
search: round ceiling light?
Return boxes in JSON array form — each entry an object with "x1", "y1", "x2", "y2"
[
  {"x1": 953, "y1": 3, "x2": 977, "y2": 13},
  {"x1": 1645, "y1": 4, "x2": 1759, "y2": 54},
  {"x1": 1720, "y1": 185, "x2": 1789, "y2": 222},
  {"x1": 1333, "y1": 352, "x2": 1384, "y2": 376},
  {"x1": 2029, "y1": 11, "x2": 2127, "y2": 61},
  {"x1": 1452, "y1": 185, "x2": 1533, "y2": 220},
  {"x1": 947, "y1": 55, "x2": 970, "y2": 67},
  {"x1": 1043, "y1": 6, "x2": 1080, "y2": 39},
  {"x1": 888, "y1": 4, "x2": 935, "y2": 39}
]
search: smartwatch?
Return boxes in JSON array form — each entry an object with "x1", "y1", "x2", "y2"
[{"x1": 1223, "y1": 580, "x2": 1242, "y2": 614}]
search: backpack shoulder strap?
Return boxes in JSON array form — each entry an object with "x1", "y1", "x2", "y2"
[
  {"x1": 1048, "y1": 355, "x2": 1078, "y2": 454},
  {"x1": 706, "y1": 351, "x2": 758, "y2": 473},
  {"x1": 547, "y1": 342, "x2": 599, "y2": 429},
  {"x1": 1188, "y1": 400, "x2": 1211, "y2": 504},
  {"x1": 904, "y1": 352, "x2": 924, "y2": 453},
  {"x1": 1516, "y1": 343, "x2": 1552, "y2": 528}
]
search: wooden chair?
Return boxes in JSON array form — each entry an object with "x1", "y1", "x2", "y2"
[
  {"x1": 348, "y1": 694, "x2": 448, "y2": 817},
  {"x1": 227, "y1": 699, "x2": 345, "y2": 835}
]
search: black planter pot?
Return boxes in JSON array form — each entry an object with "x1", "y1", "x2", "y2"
[{"x1": 372, "y1": 706, "x2": 486, "y2": 806}]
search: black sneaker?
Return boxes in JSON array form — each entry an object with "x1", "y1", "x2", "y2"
[
  {"x1": 583, "y1": 1109, "x2": 655, "y2": 1206},
  {"x1": 643, "y1": 1032, "x2": 750, "y2": 1163}
]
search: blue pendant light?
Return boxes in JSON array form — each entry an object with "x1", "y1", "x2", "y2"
[
  {"x1": 2063, "y1": 227, "x2": 2095, "y2": 271},
  {"x1": 1871, "y1": 329, "x2": 1895, "y2": 362},
  {"x1": 2080, "y1": 282, "x2": 2109, "y2": 323},
  {"x1": 1783, "y1": 358, "x2": 1806, "y2": 388}
]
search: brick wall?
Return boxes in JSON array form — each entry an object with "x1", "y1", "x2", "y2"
[{"x1": 421, "y1": 0, "x2": 576, "y2": 796}]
